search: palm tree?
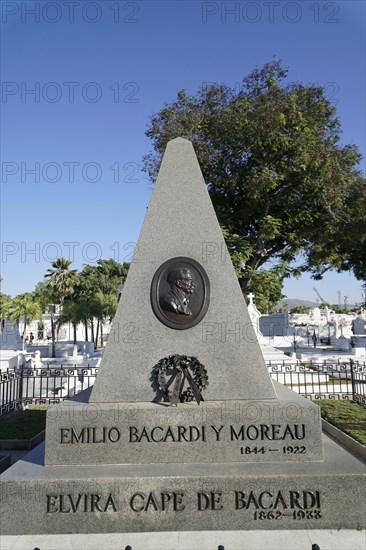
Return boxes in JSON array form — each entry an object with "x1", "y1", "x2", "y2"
[
  {"x1": 0, "y1": 292, "x2": 12, "y2": 329},
  {"x1": 44, "y1": 258, "x2": 79, "y2": 356},
  {"x1": 56, "y1": 300, "x2": 84, "y2": 344},
  {"x1": 7, "y1": 293, "x2": 42, "y2": 349},
  {"x1": 45, "y1": 258, "x2": 79, "y2": 307},
  {"x1": 77, "y1": 260, "x2": 129, "y2": 346},
  {"x1": 100, "y1": 293, "x2": 118, "y2": 348},
  {"x1": 0, "y1": 277, "x2": 12, "y2": 329},
  {"x1": 92, "y1": 291, "x2": 118, "y2": 348}
]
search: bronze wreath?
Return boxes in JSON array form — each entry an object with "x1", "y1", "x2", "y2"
[{"x1": 151, "y1": 354, "x2": 209, "y2": 404}]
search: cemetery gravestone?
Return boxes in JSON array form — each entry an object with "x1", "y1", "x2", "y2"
[
  {"x1": 246, "y1": 292, "x2": 263, "y2": 339},
  {"x1": 1, "y1": 138, "x2": 365, "y2": 534},
  {"x1": 312, "y1": 307, "x2": 321, "y2": 322},
  {"x1": 0, "y1": 320, "x2": 22, "y2": 351},
  {"x1": 351, "y1": 315, "x2": 366, "y2": 357},
  {"x1": 259, "y1": 313, "x2": 289, "y2": 338},
  {"x1": 352, "y1": 314, "x2": 366, "y2": 335}
]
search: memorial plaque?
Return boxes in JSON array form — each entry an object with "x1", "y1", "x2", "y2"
[{"x1": 151, "y1": 256, "x2": 210, "y2": 329}]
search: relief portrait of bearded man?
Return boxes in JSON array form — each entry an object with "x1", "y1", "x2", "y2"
[{"x1": 160, "y1": 268, "x2": 195, "y2": 316}]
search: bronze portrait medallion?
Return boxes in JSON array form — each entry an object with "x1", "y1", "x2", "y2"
[{"x1": 151, "y1": 257, "x2": 210, "y2": 329}]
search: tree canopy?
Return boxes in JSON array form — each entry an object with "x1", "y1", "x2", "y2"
[
  {"x1": 45, "y1": 258, "x2": 79, "y2": 306},
  {"x1": 65, "y1": 259, "x2": 129, "y2": 347},
  {"x1": 6, "y1": 293, "x2": 42, "y2": 343},
  {"x1": 143, "y1": 60, "x2": 365, "y2": 309},
  {"x1": 31, "y1": 258, "x2": 129, "y2": 351},
  {"x1": 77, "y1": 259, "x2": 129, "y2": 302}
]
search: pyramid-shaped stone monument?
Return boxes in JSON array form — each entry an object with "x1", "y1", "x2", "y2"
[
  {"x1": 1, "y1": 138, "x2": 365, "y2": 534},
  {"x1": 91, "y1": 137, "x2": 275, "y2": 403}
]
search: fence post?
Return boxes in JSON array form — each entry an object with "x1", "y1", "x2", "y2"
[
  {"x1": 349, "y1": 359, "x2": 356, "y2": 402},
  {"x1": 18, "y1": 365, "x2": 24, "y2": 409}
]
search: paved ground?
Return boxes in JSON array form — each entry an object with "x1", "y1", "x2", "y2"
[
  {"x1": 1, "y1": 449, "x2": 28, "y2": 465},
  {"x1": 2, "y1": 529, "x2": 365, "y2": 550}
]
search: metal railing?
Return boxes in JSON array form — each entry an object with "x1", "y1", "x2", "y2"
[
  {"x1": 267, "y1": 360, "x2": 366, "y2": 406},
  {"x1": 0, "y1": 365, "x2": 98, "y2": 417},
  {"x1": 0, "y1": 360, "x2": 365, "y2": 418}
]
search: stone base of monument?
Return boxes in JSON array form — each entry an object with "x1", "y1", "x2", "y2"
[
  {"x1": 43, "y1": 384, "x2": 324, "y2": 466},
  {"x1": 1, "y1": 384, "x2": 365, "y2": 535},
  {"x1": 1, "y1": 433, "x2": 365, "y2": 534}
]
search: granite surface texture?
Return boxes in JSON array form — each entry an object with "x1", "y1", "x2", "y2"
[
  {"x1": 1, "y1": 435, "x2": 365, "y2": 534},
  {"x1": 45, "y1": 383, "x2": 323, "y2": 466},
  {"x1": 90, "y1": 139, "x2": 275, "y2": 403}
]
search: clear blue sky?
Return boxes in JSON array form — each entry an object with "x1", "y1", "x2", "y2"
[{"x1": 1, "y1": 0, "x2": 365, "y2": 305}]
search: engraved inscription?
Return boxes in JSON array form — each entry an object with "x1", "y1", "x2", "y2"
[
  {"x1": 283, "y1": 445, "x2": 306, "y2": 454},
  {"x1": 60, "y1": 427, "x2": 122, "y2": 444},
  {"x1": 46, "y1": 493, "x2": 117, "y2": 513},
  {"x1": 235, "y1": 490, "x2": 321, "y2": 511},
  {"x1": 129, "y1": 425, "x2": 206, "y2": 442},
  {"x1": 197, "y1": 492, "x2": 224, "y2": 510},
  {"x1": 44, "y1": 489, "x2": 322, "y2": 519},
  {"x1": 58, "y1": 423, "x2": 307, "y2": 448},
  {"x1": 230, "y1": 424, "x2": 305, "y2": 441},
  {"x1": 130, "y1": 491, "x2": 185, "y2": 512}
]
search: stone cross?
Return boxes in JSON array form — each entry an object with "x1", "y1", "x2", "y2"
[{"x1": 248, "y1": 292, "x2": 255, "y2": 306}]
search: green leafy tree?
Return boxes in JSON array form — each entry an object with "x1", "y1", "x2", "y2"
[
  {"x1": 33, "y1": 281, "x2": 59, "y2": 356},
  {"x1": 245, "y1": 265, "x2": 288, "y2": 314},
  {"x1": 56, "y1": 300, "x2": 84, "y2": 344},
  {"x1": 45, "y1": 258, "x2": 79, "y2": 307},
  {"x1": 7, "y1": 293, "x2": 42, "y2": 347},
  {"x1": 0, "y1": 277, "x2": 12, "y2": 327},
  {"x1": 330, "y1": 304, "x2": 349, "y2": 314},
  {"x1": 307, "y1": 178, "x2": 366, "y2": 282},
  {"x1": 0, "y1": 294, "x2": 12, "y2": 327},
  {"x1": 43, "y1": 258, "x2": 79, "y2": 357},
  {"x1": 89, "y1": 291, "x2": 118, "y2": 348},
  {"x1": 290, "y1": 305, "x2": 310, "y2": 314},
  {"x1": 77, "y1": 268, "x2": 100, "y2": 344},
  {"x1": 77, "y1": 259, "x2": 128, "y2": 347},
  {"x1": 143, "y1": 60, "x2": 365, "y2": 307}
]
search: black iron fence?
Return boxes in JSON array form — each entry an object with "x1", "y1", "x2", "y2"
[
  {"x1": 0, "y1": 365, "x2": 98, "y2": 417},
  {"x1": 0, "y1": 361, "x2": 365, "y2": 418},
  {"x1": 267, "y1": 360, "x2": 366, "y2": 406}
]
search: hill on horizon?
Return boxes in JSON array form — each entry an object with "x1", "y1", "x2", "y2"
[
  {"x1": 278, "y1": 298, "x2": 357, "y2": 311},
  {"x1": 278, "y1": 298, "x2": 318, "y2": 310}
]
